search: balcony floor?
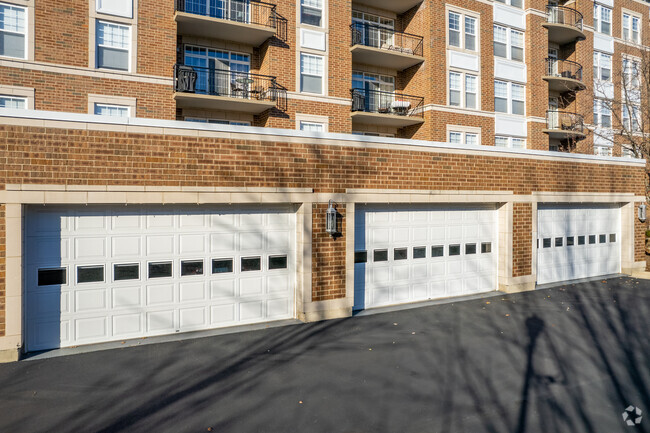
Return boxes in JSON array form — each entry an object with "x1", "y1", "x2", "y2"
[
  {"x1": 174, "y1": 11, "x2": 275, "y2": 46},
  {"x1": 351, "y1": 111, "x2": 424, "y2": 128},
  {"x1": 351, "y1": 0, "x2": 422, "y2": 14},
  {"x1": 542, "y1": 128, "x2": 586, "y2": 140},
  {"x1": 542, "y1": 23, "x2": 586, "y2": 45},
  {"x1": 351, "y1": 45, "x2": 425, "y2": 71},
  {"x1": 543, "y1": 76, "x2": 586, "y2": 92},
  {"x1": 174, "y1": 92, "x2": 276, "y2": 114}
]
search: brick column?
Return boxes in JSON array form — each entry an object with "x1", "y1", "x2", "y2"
[{"x1": 311, "y1": 202, "x2": 346, "y2": 302}]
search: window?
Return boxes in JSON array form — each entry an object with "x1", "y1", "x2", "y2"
[
  {"x1": 352, "y1": 11, "x2": 394, "y2": 49},
  {"x1": 114, "y1": 263, "x2": 139, "y2": 281},
  {"x1": 622, "y1": 147, "x2": 640, "y2": 158},
  {"x1": 449, "y1": 130, "x2": 479, "y2": 146},
  {"x1": 623, "y1": 13, "x2": 641, "y2": 43},
  {"x1": 301, "y1": 0, "x2": 322, "y2": 27},
  {"x1": 465, "y1": 243, "x2": 477, "y2": 254},
  {"x1": 593, "y1": 99, "x2": 611, "y2": 128},
  {"x1": 449, "y1": 244, "x2": 461, "y2": 256},
  {"x1": 149, "y1": 262, "x2": 172, "y2": 278},
  {"x1": 543, "y1": 238, "x2": 551, "y2": 248},
  {"x1": 394, "y1": 248, "x2": 408, "y2": 260},
  {"x1": 578, "y1": 236, "x2": 585, "y2": 245},
  {"x1": 0, "y1": 3, "x2": 26, "y2": 59},
  {"x1": 595, "y1": 146, "x2": 612, "y2": 157},
  {"x1": 623, "y1": 104, "x2": 640, "y2": 132},
  {"x1": 181, "y1": 260, "x2": 204, "y2": 276},
  {"x1": 269, "y1": 255, "x2": 288, "y2": 270},
  {"x1": 599, "y1": 234, "x2": 607, "y2": 244},
  {"x1": 589, "y1": 235, "x2": 596, "y2": 244},
  {"x1": 493, "y1": 0, "x2": 522, "y2": 8},
  {"x1": 555, "y1": 237, "x2": 563, "y2": 247},
  {"x1": 481, "y1": 242, "x2": 492, "y2": 253},
  {"x1": 495, "y1": 136, "x2": 526, "y2": 149},
  {"x1": 94, "y1": 103, "x2": 129, "y2": 117},
  {"x1": 241, "y1": 256, "x2": 261, "y2": 272},
  {"x1": 354, "y1": 251, "x2": 368, "y2": 263},
  {"x1": 413, "y1": 247, "x2": 426, "y2": 259},
  {"x1": 77, "y1": 265, "x2": 104, "y2": 283},
  {"x1": 300, "y1": 53, "x2": 323, "y2": 94},
  {"x1": 449, "y1": 71, "x2": 478, "y2": 109},
  {"x1": 493, "y1": 26, "x2": 523, "y2": 61},
  {"x1": 593, "y1": 5, "x2": 611, "y2": 35},
  {"x1": 448, "y1": 11, "x2": 477, "y2": 51},
  {"x1": 300, "y1": 121, "x2": 324, "y2": 132},
  {"x1": 212, "y1": 258, "x2": 233, "y2": 274},
  {"x1": 374, "y1": 249, "x2": 388, "y2": 262},
  {"x1": 431, "y1": 245, "x2": 444, "y2": 257},
  {"x1": 0, "y1": 95, "x2": 25, "y2": 109},
  {"x1": 38, "y1": 268, "x2": 66, "y2": 286},
  {"x1": 593, "y1": 52, "x2": 611, "y2": 82},
  {"x1": 567, "y1": 236, "x2": 574, "y2": 246},
  {"x1": 495, "y1": 81, "x2": 524, "y2": 115},
  {"x1": 609, "y1": 233, "x2": 616, "y2": 243},
  {"x1": 96, "y1": 21, "x2": 130, "y2": 71},
  {"x1": 623, "y1": 58, "x2": 640, "y2": 90},
  {"x1": 96, "y1": 0, "x2": 133, "y2": 18}
]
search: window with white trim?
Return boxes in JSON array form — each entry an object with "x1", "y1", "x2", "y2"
[
  {"x1": 593, "y1": 5, "x2": 611, "y2": 36},
  {"x1": 623, "y1": 58, "x2": 641, "y2": 90},
  {"x1": 493, "y1": 0, "x2": 522, "y2": 9},
  {"x1": 493, "y1": 25, "x2": 523, "y2": 61},
  {"x1": 448, "y1": 11, "x2": 477, "y2": 51},
  {"x1": 300, "y1": 121, "x2": 324, "y2": 132},
  {"x1": 449, "y1": 71, "x2": 478, "y2": 109},
  {"x1": 185, "y1": 118, "x2": 250, "y2": 126},
  {"x1": 96, "y1": 21, "x2": 130, "y2": 71},
  {"x1": 0, "y1": 3, "x2": 26, "y2": 59},
  {"x1": 448, "y1": 130, "x2": 479, "y2": 146},
  {"x1": 301, "y1": 0, "x2": 322, "y2": 27},
  {"x1": 593, "y1": 52, "x2": 611, "y2": 82},
  {"x1": 494, "y1": 81, "x2": 524, "y2": 115},
  {"x1": 0, "y1": 94, "x2": 25, "y2": 108},
  {"x1": 622, "y1": 104, "x2": 640, "y2": 132},
  {"x1": 495, "y1": 136, "x2": 525, "y2": 148},
  {"x1": 623, "y1": 13, "x2": 641, "y2": 43},
  {"x1": 594, "y1": 146, "x2": 612, "y2": 156},
  {"x1": 622, "y1": 147, "x2": 640, "y2": 158},
  {"x1": 94, "y1": 103, "x2": 129, "y2": 117},
  {"x1": 593, "y1": 99, "x2": 612, "y2": 128},
  {"x1": 300, "y1": 53, "x2": 323, "y2": 94}
]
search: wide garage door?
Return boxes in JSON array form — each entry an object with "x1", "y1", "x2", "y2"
[
  {"x1": 537, "y1": 204, "x2": 620, "y2": 285},
  {"x1": 25, "y1": 205, "x2": 296, "y2": 351},
  {"x1": 354, "y1": 205, "x2": 497, "y2": 310}
]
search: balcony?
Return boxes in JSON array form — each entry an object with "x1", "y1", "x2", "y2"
[
  {"x1": 542, "y1": 5, "x2": 586, "y2": 45},
  {"x1": 350, "y1": 88, "x2": 424, "y2": 128},
  {"x1": 352, "y1": 0, "x2": 422, "y2": 14},
  {"x1": 350, "y1": 23, "x2": 425, "y2": 70},
  {"x1": 543, "y1": 110, "x2": 586, "y2": 140},
  {"x1": 543, "y1": 58, "x2": 585, "y2": 92},
  {"x1": 174, "y1": 0, "x2": 287, "y2": 46},
  {"x1": 173, "y1": 64, "x2": 287, "y2": 114}
]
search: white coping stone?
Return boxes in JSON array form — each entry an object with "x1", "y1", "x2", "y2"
[{"x1": 0, "y1": 108, "x2": 645, "y2": 167}]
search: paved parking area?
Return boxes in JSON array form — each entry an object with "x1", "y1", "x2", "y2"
[{"x1": 0, "y1": 276, "x2": 649, "y2": 433}]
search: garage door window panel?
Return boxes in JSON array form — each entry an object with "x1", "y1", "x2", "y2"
[
  {"x1": 241, "y1": 256, "x2": 261, "y2": 272},
  {"x1": 578, "y1": 236, "x2": 585, "y2": 245},
  {"x1": 149, "y1": 261, "x2": 172, "y2": 278},
  {"x1": 38, "y1": 268, "x2": 67, "y2": 286},
  {"x1": 268, "y1": 255, "x2": 288, "y2": 270},
  {"x1": 374, "y1": 249, "x2": 388, "y2": 262},
  {"x1": 567, "y1": 236, "x2": 574, "y2": 246},
  {"x1": 431, "y1": 245, "x2": 444, "y2": 257},
  {"x1": 355, "y1": 251, "x2": 368, "y2": 263},
  {"x1": 212, "y1": 258, "x2": 234, "y2": 274},
  {"x1": 599, "y1": 234, "x2": 606, "y2": 243},
  {"x1": 114, "y1": 263, "x2": 139, "y2": 281},
  {"x1": 413, "y1": 247, "x2": 426, "y2": 259},
  {"x1": 77, "y1": 265, "x2": 105, "y2": 284},
  {"x1": 449, "y1": 244, "x2": 461, "y2": 256},
  {"x1": 555, "y1": 237, "x2": 563, "y2": 247},
  {"x1": 481, "y1": 242, "x2": 492, "y2": 253},
  {"x1": 543, "y1": 238, "x2": 551, "y2": 248},
  {"x1": 609, "y1": 234, "x2": 616, "y2": 242},
  {"x1": 394, "y1": 248, "x2": 408, "y2": 260},
  {"x1": 465, "y1": 243, "x2": 477, "y2": 254},
  {"x1": 181, "y1": 260, "x2": 204, "y2": 276}
]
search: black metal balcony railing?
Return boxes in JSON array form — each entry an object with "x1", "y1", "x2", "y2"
[
  {"x1": 175, "y1": 0, "x2": 287, "y2": 40},
  {"x1": 350, "y1": 23, "x2": 424, "y2": 57},
  {"x1": 174, "y1": 64, "x2": 287, "y2": 110},
  {"x1": 545, "y1": 58, "x2": 583, "y2": 82},
  {"x1": 546, "y1": 110, "x2": 585, "y2": 134},
  {"x1": 351, "y1": 88, "x2": 424, "y2": 118},
  {"x1": 546, "y1": 5, "x2": 583, "y2": 31}
]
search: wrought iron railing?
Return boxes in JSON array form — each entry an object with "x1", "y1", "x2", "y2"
[
  {"x1": 546, "y1": 110, "x2": 584, "y2": 134},
  {"x1": 350, "y1": 23, "x2": 424, "y2": 57},
  {"x1": 351, "y1": 88, "x2": 424, "y2": 118},
  {"x1": 545, "y1": 58, "x2": 583, "y2": 82},
  {"x1": 174, "y1": 64, "x2": 287, "y2": 110},
  {"x1": 546, "y1": 5, "x2": 583, "y2": 31},
  {"x1": 175, "y1": 0, "x2": 287, "y2": 40}
]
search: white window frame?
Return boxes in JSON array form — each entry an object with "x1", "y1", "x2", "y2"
[
  {"x1": 447, "y1": 125, "x2": 481, "y2": 146},
  {"x1": 493, "y1": 0, "x2": 522, "y2": 9},
  {"x1": 495, "y1": 136, "x2": 526, "y2": 149},
  {"x1": 300, "y1": 0, "x2": 323, "y2": 28},
  {"x1": 94, "y1": 103, "x2": 130, "y2": 117},
  {"x1": 623, "y1": 57, "x2": 641, "y2": 91},
  {"x1": 594, "y1": 145, "x2": 612, "y2": 156},
  {"x1": 447, "y1": 9, "x2": 479, "y2": 52},
  {"x1": 0, "y1": 94, "x2": 26, "y2": 109},
  {"x1": 295, "y1": 113, "x2": 329, "y2": 132},
  {"x1": 494, "y1": 80, "x2": 525, "y2": 115},
  {"x1": 448, "y1": 70, "x2": 479, "y2": 110},
  {"x1": 0, "y1": 84, "x2": 33, "y2": 108},
  {"x1": 0, "y1": 1, "x2": 28, "y2": 60},
  {"x1": 88, "y1": 94, "x2": 136, "y2": 116},
  {"x1": 593, "y1": 4, "x2": 612, "y2": 36},
  {"x1": 493, "y1": 25, "x2": 524, "y2": 62},
  {"x1": 95, "y1": 20, "x2": 132, "y2": 72},
  {"x1": 622, "y1": 11, "x2": 641, "y2": 44},
  {"x1": 300, "y1": 52, "x2": 324, "y2": 95},
  {"x1": 593, "y1": 52, "x2": 612, "y2": 82},
  {"x1": 593, "y1": 99, "x2": 612, "y2": 128},
  {"x1": 622, "y1": 104, "x2": 641, "y2": 132}
]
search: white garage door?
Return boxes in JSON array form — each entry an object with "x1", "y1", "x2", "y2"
[
  {"x1": 354, "y1": 205, "x2": 498, "y2": 310},
  {"x1": 537, "y1": 204, "x2": 620, "y2": 285},
  {"x1": 25, "y1": 205, "x2": 296, "y2": 351}
]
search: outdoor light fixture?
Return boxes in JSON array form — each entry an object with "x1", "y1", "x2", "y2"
[
  {"x1": 326, "y1": 200, "x2": 338, "y2": 236},
  {"x1": 639, "y1": 204, "x2": 647, "y2": 222}
]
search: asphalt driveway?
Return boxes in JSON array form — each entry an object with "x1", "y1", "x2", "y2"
[{"x1": 0, "y1": 276, "x2": 649, "y2": 433}]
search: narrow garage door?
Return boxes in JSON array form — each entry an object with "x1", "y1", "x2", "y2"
[
  {"x1": 354, "y1": 205, "x2": 498, "y2": 310},
  {"x1": 25, "y1": 205, "x2": 296, "y2": 351},
  {"x1": 537, "y1": 204, "x2": 620, "y2": 285}
]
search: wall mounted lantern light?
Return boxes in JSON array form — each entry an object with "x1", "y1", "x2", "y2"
[
  {"x1": 326, "y1": 200, "x2": 338, "y2": 236},
  {"x1": 639, "y1": 204, "x2": 647, "y2": 222}
]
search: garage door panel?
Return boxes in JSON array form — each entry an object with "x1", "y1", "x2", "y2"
[
  {"x1": 179, "y1": 234, "x2": 206, "y2": 254},
  {"x1": 112, "y1": 213, "x2": 143, "y2": 231},
  {"x1": 112, "y1": 286, "x2": 142, "y2": 308},
  {"x1": 240, "y1": 277, "x2": 263, "y2": 297},
  {"x1": 75, "y1": 288, "x2": 107, "y2": 312},
  {"x1": 146, "y1": 235, "x2": 174, "y2": 256},
  {"x1": 75, "y1": 316, "x2": 108, "y2": 341},
  {"x1": 267, "y1": 274, "x2": 290, "y2": 293},
  {"x1": 113, "y1": 313, "x2": 142, "y2": 336},
  {"x1": 211, "y1": 279, "x2": 236, "y2": 299},
  {"x1": 75, "y1": 214, "x2": 107, "y2": 232},
  {"x1": 180, "y1": 281, "x2": 206, "y2": 302},
  {"x1": 393, "y1": 264, "x2": 409, "y2": 281},
  {"x1": 179, "y1": 307, "x2": 207, "y2": 329},
  {"x1": 210, "y1": 233, "x2": 236, "y2": 252},
  {"x1": 240, "y1": 300, "x2": 263, "y2": 321},
  {"x1": 32, "y1": 238, "x2": 69, "y2": 263},
  {"x1": 112, "y1": 236, "x2": 141, "y2": 258},
  {"x1": 146, "y1": 214, "x2": 174, "y2": 229},
  {"x1": 211, "y1": 304, "x2": 236, "y2": 324},
  {"x1": 267, "y1": 298, "x2": 290, "y2": 318}
]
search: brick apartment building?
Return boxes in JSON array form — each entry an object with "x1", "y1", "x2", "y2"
[{"x1": 0, "y1": 0, "x2": 646, "y2": 360}]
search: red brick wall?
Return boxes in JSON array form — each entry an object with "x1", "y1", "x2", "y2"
[
  {"x1": 513, "y1": 203, "x2": 532, "y2": 277},
  {"x1": 35, "y1": 0, "x2": 88, "y2": 66},
  {"x1": 312, "y1": 203, "x2": 346, "y2": 301},
  {"x1": 137, "y1": 0, "x2": 177, "y2": 77}
]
